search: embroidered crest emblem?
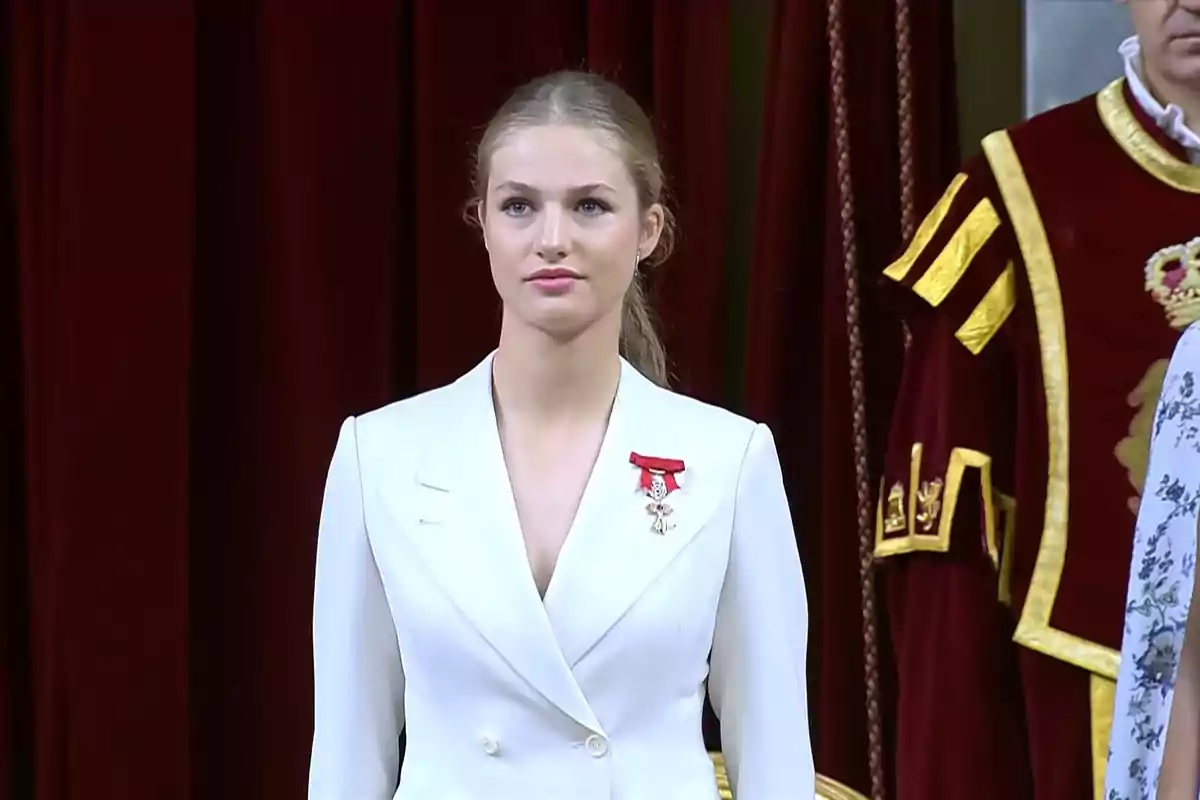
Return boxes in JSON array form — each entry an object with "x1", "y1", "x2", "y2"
[
  {"x1": 884, "y1": 482, "x2": 907, "y2": 534},
  {"x1": 915, "y1": 478, "x2": 944, "y2": 532},
  {"x1": 1145, "y1": 236, "x2": 1200, "y2": 329}
]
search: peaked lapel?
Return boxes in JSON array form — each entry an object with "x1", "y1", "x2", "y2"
[
  {"x1": 385, "y1": 354, "x2": 604, "y2": 734},
  {"x1": 543, "y1": 361, "x2": 722, "y2": 667}
]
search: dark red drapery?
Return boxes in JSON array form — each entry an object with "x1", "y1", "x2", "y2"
[
  {"x1": 11, "y1": 4, "x2": 197, "y2": 798},
  {"x1": 743, "y1": 0, "x2": 958, "y2": 795}
]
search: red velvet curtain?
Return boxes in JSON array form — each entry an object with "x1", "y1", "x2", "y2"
[
  {"x1": 0, "y1": 3, "x2": 25, "y2": 795},
  {"x1": 10, "y1": 5, "x2": 198, "y2": 799},
  {"x1": 1, "y1": 2, "x2": 731, "y2": 798},
  {"x1": 743, "y1": 0, "x2": 958, "y2": 796}
]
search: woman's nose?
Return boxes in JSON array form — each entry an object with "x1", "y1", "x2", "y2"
[{"x1": 535, "y1": 205, "x2": 568, "y2": 261}]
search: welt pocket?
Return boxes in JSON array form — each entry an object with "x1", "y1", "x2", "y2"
[
  {"x1": 412, "y1": 487, "x2": 454, "y2": 526},
  {"x1": 373, "y1": 481, "x2": 454, "y2": 530}
]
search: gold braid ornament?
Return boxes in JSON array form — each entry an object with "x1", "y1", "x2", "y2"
[
  {"x1": 896, "y1": 0, "x2": 916, "y2": 351},
  {"x1": 828, "y1": 0, "x2": 887, "y2": 797}
]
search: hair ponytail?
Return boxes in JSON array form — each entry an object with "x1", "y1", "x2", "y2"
[{"x1": 620, "y1": 272, "x2": 668, "y2": 386}]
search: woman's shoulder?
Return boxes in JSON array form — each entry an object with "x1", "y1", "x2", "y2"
[
  {"x1": 1171, "y1": 321, "x2": 1200, "y2": 359},
  {"x1": 330, "y1": 379, "x2": 467, "y2": 485},
  {"x1": 353, "y1": 380, "x2": 460, "y2": 440},
  {"x1": 1145, "y1": 322, "x2": 1200, "y2": 469},
  {"x1": 1173, "y1": 320, "x2": 1200, "y2": 362},
  {"x1": 1160, "y1": 322, "x2": 1200, "y2": 409},
  {"x1": 642, "y1": 378, "x2": 764, "y2": 445}
]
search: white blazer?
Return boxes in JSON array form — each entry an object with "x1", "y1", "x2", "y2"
[{"x1": 309, "y1": 354, "x2": 814, "y2": 800}]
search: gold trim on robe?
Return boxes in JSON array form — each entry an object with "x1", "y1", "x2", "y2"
[
  {"x1": 875, "y1": 446, "x2": 997, "y2": 561},
  {"x1": 995, "y1": 491, "x2": 1017, "y2": 605},
  {"x1": 881, "y1": 175, "x2": 1014, "y2": 356},
  {"x1": 817, "y1": 774, "x2": 872, "y2": 800},
  {"x1": 885, "y1": 173, "x2": 970, "y2": 281},
  {"x1": 1096, "y1": 78, "x2": 1200, "y2": 194},
  {"x1": 710, "y1": 752, "x2": 732, "y2": 799},
  {"x1": 981, "y1": 130, "x2": 1121, "y2": 680},
  {"x1": 1089, "y1": 675, "x2": 1116, "y2": 800},
  {"x1": 911, "y1": 199, "x2": 1001, "y2": 307},
  {"x1": 956, "y1": 262, "x2": 1016, "y2": 355}
]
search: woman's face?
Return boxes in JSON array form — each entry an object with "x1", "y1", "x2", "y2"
[
  {"x1": 480, "y1": 124, "x2": 663, "y2": 342},
  {"x1": 1129, "y1": 0, "x2": 1200, "y2": 88}
]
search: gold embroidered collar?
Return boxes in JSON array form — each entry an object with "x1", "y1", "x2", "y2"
[{"x1": 1097, "y1": 78, "x2": 1200, "y2": 194}]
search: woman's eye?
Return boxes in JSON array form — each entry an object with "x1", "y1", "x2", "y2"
[
  {"x1": 501, "y1": 199, "x2": 532, "y2": 216},
  {"x1": 577, "y1": 199, "x2": 610, "y2": 216}
]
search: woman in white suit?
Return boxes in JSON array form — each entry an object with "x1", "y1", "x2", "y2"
[{"x1": 308, "y1": 70, "x2": 815, "y2": 800}]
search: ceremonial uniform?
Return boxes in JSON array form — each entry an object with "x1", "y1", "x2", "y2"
[{"x1": 876, "y1": 41, "x2": 1200, "y2": 800}]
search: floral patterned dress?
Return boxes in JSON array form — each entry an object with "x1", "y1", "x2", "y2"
[{"x1": 1106, "y1": 321, "x2": 1200, "y2": 800}]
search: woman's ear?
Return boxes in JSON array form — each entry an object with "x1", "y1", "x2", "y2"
[
  {"x1": 475, "y1": 199, "x2": 490, "y2": 252},
  {"x1": 639, "y1": 202, "x2": 665, "y2": 256}
]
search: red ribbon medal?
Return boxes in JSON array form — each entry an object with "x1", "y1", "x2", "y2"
[{"x1": 630, "y1": 452, "x2": 685, "y2": 534}]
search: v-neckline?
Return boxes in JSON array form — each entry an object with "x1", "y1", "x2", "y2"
[{"x1": 485, "y1": 362, "x2": 630, "y2": 612}]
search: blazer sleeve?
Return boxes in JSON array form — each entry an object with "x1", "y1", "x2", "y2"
[
  {"x1": 309, "y1": 417, "x2": 406, "y2": 800},
  {"x1": 708, "y1": 423, "x2": 815, "y2": 798}
]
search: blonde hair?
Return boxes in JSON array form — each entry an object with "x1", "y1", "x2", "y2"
[{"x1": 468, "y1": 70, "x2": 676, "y2": 386}]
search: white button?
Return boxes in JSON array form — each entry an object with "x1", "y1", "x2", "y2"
[
  {"x1": 480, "y1": 735, "x2": 500, "y2": 756},
  {"x1": 584, "y1": 734, "x2": 609, "y2": 758}
]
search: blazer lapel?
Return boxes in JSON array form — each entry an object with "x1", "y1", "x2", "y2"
[
  {"x1": 544, "y1": 361, "x2": 721, "y2": 668},
  {"x1": 387, "y1": 354, "x2": 603, "y2": 734}
]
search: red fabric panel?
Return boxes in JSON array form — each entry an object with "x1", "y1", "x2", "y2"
[
  {"x1": 11, "y1": 3, "x2": 196, "y2": 797},
  {"x1": 745, "y1": 0, "x2": 959, "y2": 794},
  {"x1": 743, "y1": 0, "x2": 830, "y2": 437},
  {"x1": 188, "y1": 3, "x2": 401, "y2": 797},
  {"x1": 0, "y1": 4, "x2": 30, "y2": 797},
  {"x1": 886, "y1": 554, "x2": 1035, "y2": 799},
  {"x1": 644, "y1": 2, "x2": 730, "y2": 402},
  {"x1": 1018, "y1": 650, "x2": 1093, "y2": 800},
  {"x1": 906, "y1": 0, "x2": 962, "y2": 215}
]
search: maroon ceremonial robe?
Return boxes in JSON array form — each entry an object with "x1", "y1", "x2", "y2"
[{"x1": 876, "y1": 78, "x2": 1200, "y2": 800}]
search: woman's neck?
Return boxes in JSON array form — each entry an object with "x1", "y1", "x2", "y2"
[{"x1": 491, "y1": 314, "x2": 622, "y2": 423}]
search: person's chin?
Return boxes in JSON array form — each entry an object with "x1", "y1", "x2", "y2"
[
  {"x1": 1158, "y1": 51, "x2": 1200, "y2": 86},
  {"x1": 1171, "y1": 67, "x2": 1200, "y2": 91},
  {"x1": 527, "y1": 303, "x2": 594, "y2": 337}
]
